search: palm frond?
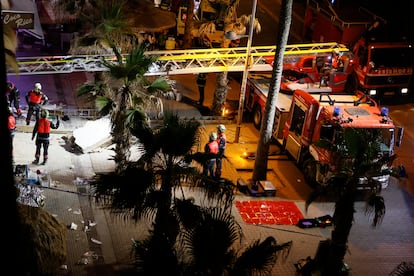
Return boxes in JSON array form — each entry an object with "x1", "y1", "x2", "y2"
[
  {"x1": 95, "y1": 95, "x2": 114, "y2": 116},
  {"x1": 232, "y1": 237, "x2": 292, "y2": 275},
  {"x1": 365, "y1": 194, "x2": 386, "y2": 227}
]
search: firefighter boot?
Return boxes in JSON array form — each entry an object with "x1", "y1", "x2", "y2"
[{"x1": 32, "y1": 158, "x2": 39, "y2": 165}]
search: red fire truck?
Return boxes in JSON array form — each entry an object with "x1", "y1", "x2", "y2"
[
  {"x1": 302, "y1": 0, "x2": 414, "y2": 102},
  {"x1": 245, "y1": 73, "x2": 403, "y2": 188}
]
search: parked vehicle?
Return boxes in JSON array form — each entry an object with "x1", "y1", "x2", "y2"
[
  {"x1": 302, "y1": 0, "x2": 414, "y2": 102},
  {"x1": 244, "y1": 73, "x2": 403, "y2": 189}
]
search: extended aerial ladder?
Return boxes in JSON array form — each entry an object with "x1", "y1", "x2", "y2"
[{"x1": 9, "y1": 42, "x2": 349, "y2": 76}]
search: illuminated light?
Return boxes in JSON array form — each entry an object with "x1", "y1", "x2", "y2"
[
  {"x1": 381, "y1": 107, "x2": 389, "y2": 117},
  {"x1": 369, "y1": 89, "x2": 377, "y2": 96},
  {"x1": 333, "y1": 106, "x2": 341, "y2": 116},
  {"x1": 401, "y1": 88, "x2": 408, "y2": 94}
]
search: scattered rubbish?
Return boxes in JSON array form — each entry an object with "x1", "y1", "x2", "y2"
[
  {"x1": 73, "y1": 209, "x2": 82, "y2": 215},
  {"x1": 69, "y1": 222, "x2": 78, "y2": 230},
  {"x1": 74, "y1": 177, "x2": 89, "y2": 186},
  {"x1": 91, "y1": 238, "x2": 102, "y2": 245},
  {"x1": 297, "y1": 215, "x2": 333, "y2": 228},
  {"x1": 16, "y1": 183, "x2": 45, "y2": 207}
]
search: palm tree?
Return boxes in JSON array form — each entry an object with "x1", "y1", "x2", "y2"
[
  {"x1": 133, "y1": 197, "x2": 293, "y2": 275},
  {"x1": 60, "y1": 0, "x2": 171, "y2": 171},
  {"x1": 252, "y1": 0, "x2": 292, "y2": 181},
  {"x1": 90, "y1": 112, "x2": 292, "y2": 274},
  {"x1": 304, "y1": 127, "x2": 394, "y2": 275}
]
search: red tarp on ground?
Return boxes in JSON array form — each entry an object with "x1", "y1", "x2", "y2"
[{"x1": 235, "y1": 200, "x2": 304, "y2": 225}]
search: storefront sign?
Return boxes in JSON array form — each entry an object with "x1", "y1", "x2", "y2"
[{"x1": 2, "y1": 10, "x2": 34, "y2": 29}]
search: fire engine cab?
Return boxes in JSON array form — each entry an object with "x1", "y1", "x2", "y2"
[{"x1": 245, "y1": 73, "x2": 403, "y2": 189}]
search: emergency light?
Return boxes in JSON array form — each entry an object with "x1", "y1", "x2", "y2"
[
  {"x1": 333, "y1": 106, "x2": 341, "y2": 116},
  {"x1": 381, "y1": 107, "x2": 389, "y2": 117}
]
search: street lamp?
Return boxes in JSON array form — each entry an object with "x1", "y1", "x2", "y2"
[{"x1": 234, "y1": 0, "x2": 257, "y2": 143}]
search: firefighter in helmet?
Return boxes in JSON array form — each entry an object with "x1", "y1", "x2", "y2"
[
  {"x1": 25, "y1": 82, "x2": 49, "y2": 125},
  {"x1": 203, "y1": 131, "x2": 219, "y2": 177},
  {"x1": 215, "y1": 124, "x2": 227, "y2": 178},
  {"x1": 32, "y1": 109, "x2": 60, "y2": 165}
]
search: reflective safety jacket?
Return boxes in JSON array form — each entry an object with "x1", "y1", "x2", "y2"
[
  {"x1": 8, "y1": 114, "x2": 16, "y2": 132},
  {"x1": 26, "y1": 90, "x2": 48, "y2": 105},
  {"x1": 32, "y1": 117, "x2": 60, "y2": 140}
]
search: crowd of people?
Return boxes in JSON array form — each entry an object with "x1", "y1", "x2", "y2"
[{"x1": 5, "y1": 81, "x2": 59, "y2": 165}]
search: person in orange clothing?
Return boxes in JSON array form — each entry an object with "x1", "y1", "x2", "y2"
[
  {"x1": 25, "y1": 82, "x2": 49, "y2": 125},
  {"x1": 32, "y1": 109, "x2": 59, "y2": 165},
  {"x1": 7, "y1": 107, "x2": 16, "y2": 161},
  {"x1": 203, "y1": 132, "x2": 219, "y2": 177}
]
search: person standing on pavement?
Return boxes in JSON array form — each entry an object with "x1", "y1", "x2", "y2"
[
  {"x1": 25, "y1": 82, "x2": 49, "y2": 125},
  {"x1": 32, "y1": 109, "x2": 60, "y2": 165},
  {"x1": 203, "y1": 132, "x2": 219, "y2": 177},
  {"x1": 6, "y1": 81, "x2": 22, "y2": 116},
  {"x1": 7, "y1": 107, "x2": 16, "y2": 161},
  {"x1": 196, "y1": 73, "x2": 207, "y2": 106},
  {"x1": 215, "y1": 124, "x2": 226, "y2": 178}
]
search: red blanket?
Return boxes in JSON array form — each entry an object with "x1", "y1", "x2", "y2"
[{"x1": 235, "y1": 200, "x2": 304, "y2": 225}]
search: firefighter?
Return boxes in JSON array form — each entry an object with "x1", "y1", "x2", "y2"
[
  {"x1": 332, "y1": 49, "x2": 344, "y2": 71},
  {"x1": 6, "y1": 81, "x2": 22, "y2": 116},
  {"x1": 32, "y1": 109, "x2": 60, "y2": 165},
  {"x1": 319, "y1": 63, "x2": 331, "y2": 87},
  {"x1": 7, "y1": 107, "x2": 16, "y2": 161},
  {"x1": 203, "y1": 132, "x2": 219, "y2": 177},
  {"x1": 25, "y1": 82, "x2": 49, "y2": 125},
  {"x1": 215, "y1": 124, "x2": 226, "y2": 178},
  {"x1": 196, "y1": 73, "x2": 207, "y2": 106}
]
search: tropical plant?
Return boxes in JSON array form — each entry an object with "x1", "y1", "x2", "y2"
[
  {"x1": 64, "y1": 0, "x2": 172, "y2": 171},
  {"x1": 90, "y1": 112, "x2": 292, "y2": 274},
  {"x1": 133, "y1": 197, "x2": 293, "y2": 275},
  {"x1": 303, "y1": 127, "x2": 394, "y2": 275}
]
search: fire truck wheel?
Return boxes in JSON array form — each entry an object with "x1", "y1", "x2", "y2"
[
  {"x1": 253, "y1": 104, "x2": 262, "y2": 130},
  {"x1": 302, "y1": 157, "x2": 317, "y2": 188}
]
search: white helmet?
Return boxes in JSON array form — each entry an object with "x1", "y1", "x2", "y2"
[
  {"x1": 217, "y1": 124, "x2": 226, "y2": 133},
  {"x1": 209, "y1": 132, "x2": 217, "y2": 141},
  {"x1": 34, "y1": 82, "x2": 42, "y2": 91}
]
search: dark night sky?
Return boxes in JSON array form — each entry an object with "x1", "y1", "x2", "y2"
[{"x1": 332, "y1": 0, "x2": 413, "y2": 40}]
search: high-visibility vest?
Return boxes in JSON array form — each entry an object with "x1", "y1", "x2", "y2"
[
  {"x1": 28, "y1": 90, "x2": 43, "y2": 104},
  {"x1": 8, "y1": 115, "x2": 16, "y2": 131},
  {"x1": 37, "y1": 118, "x2": 51, "y2": 134}
]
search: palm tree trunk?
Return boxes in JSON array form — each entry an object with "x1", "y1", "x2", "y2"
[
  {"x1": 323, "y1": 193, "x2": 355, "y2": 275},
  {"x1": 252, "y1": 0, "x2": 292, "y2": 181},
  {"x1": 211, "y1": 72, "x2": 229, "y2": 115},
  {"x1": 113, "y1": 86, "x2": 132, "y2": 172}
]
